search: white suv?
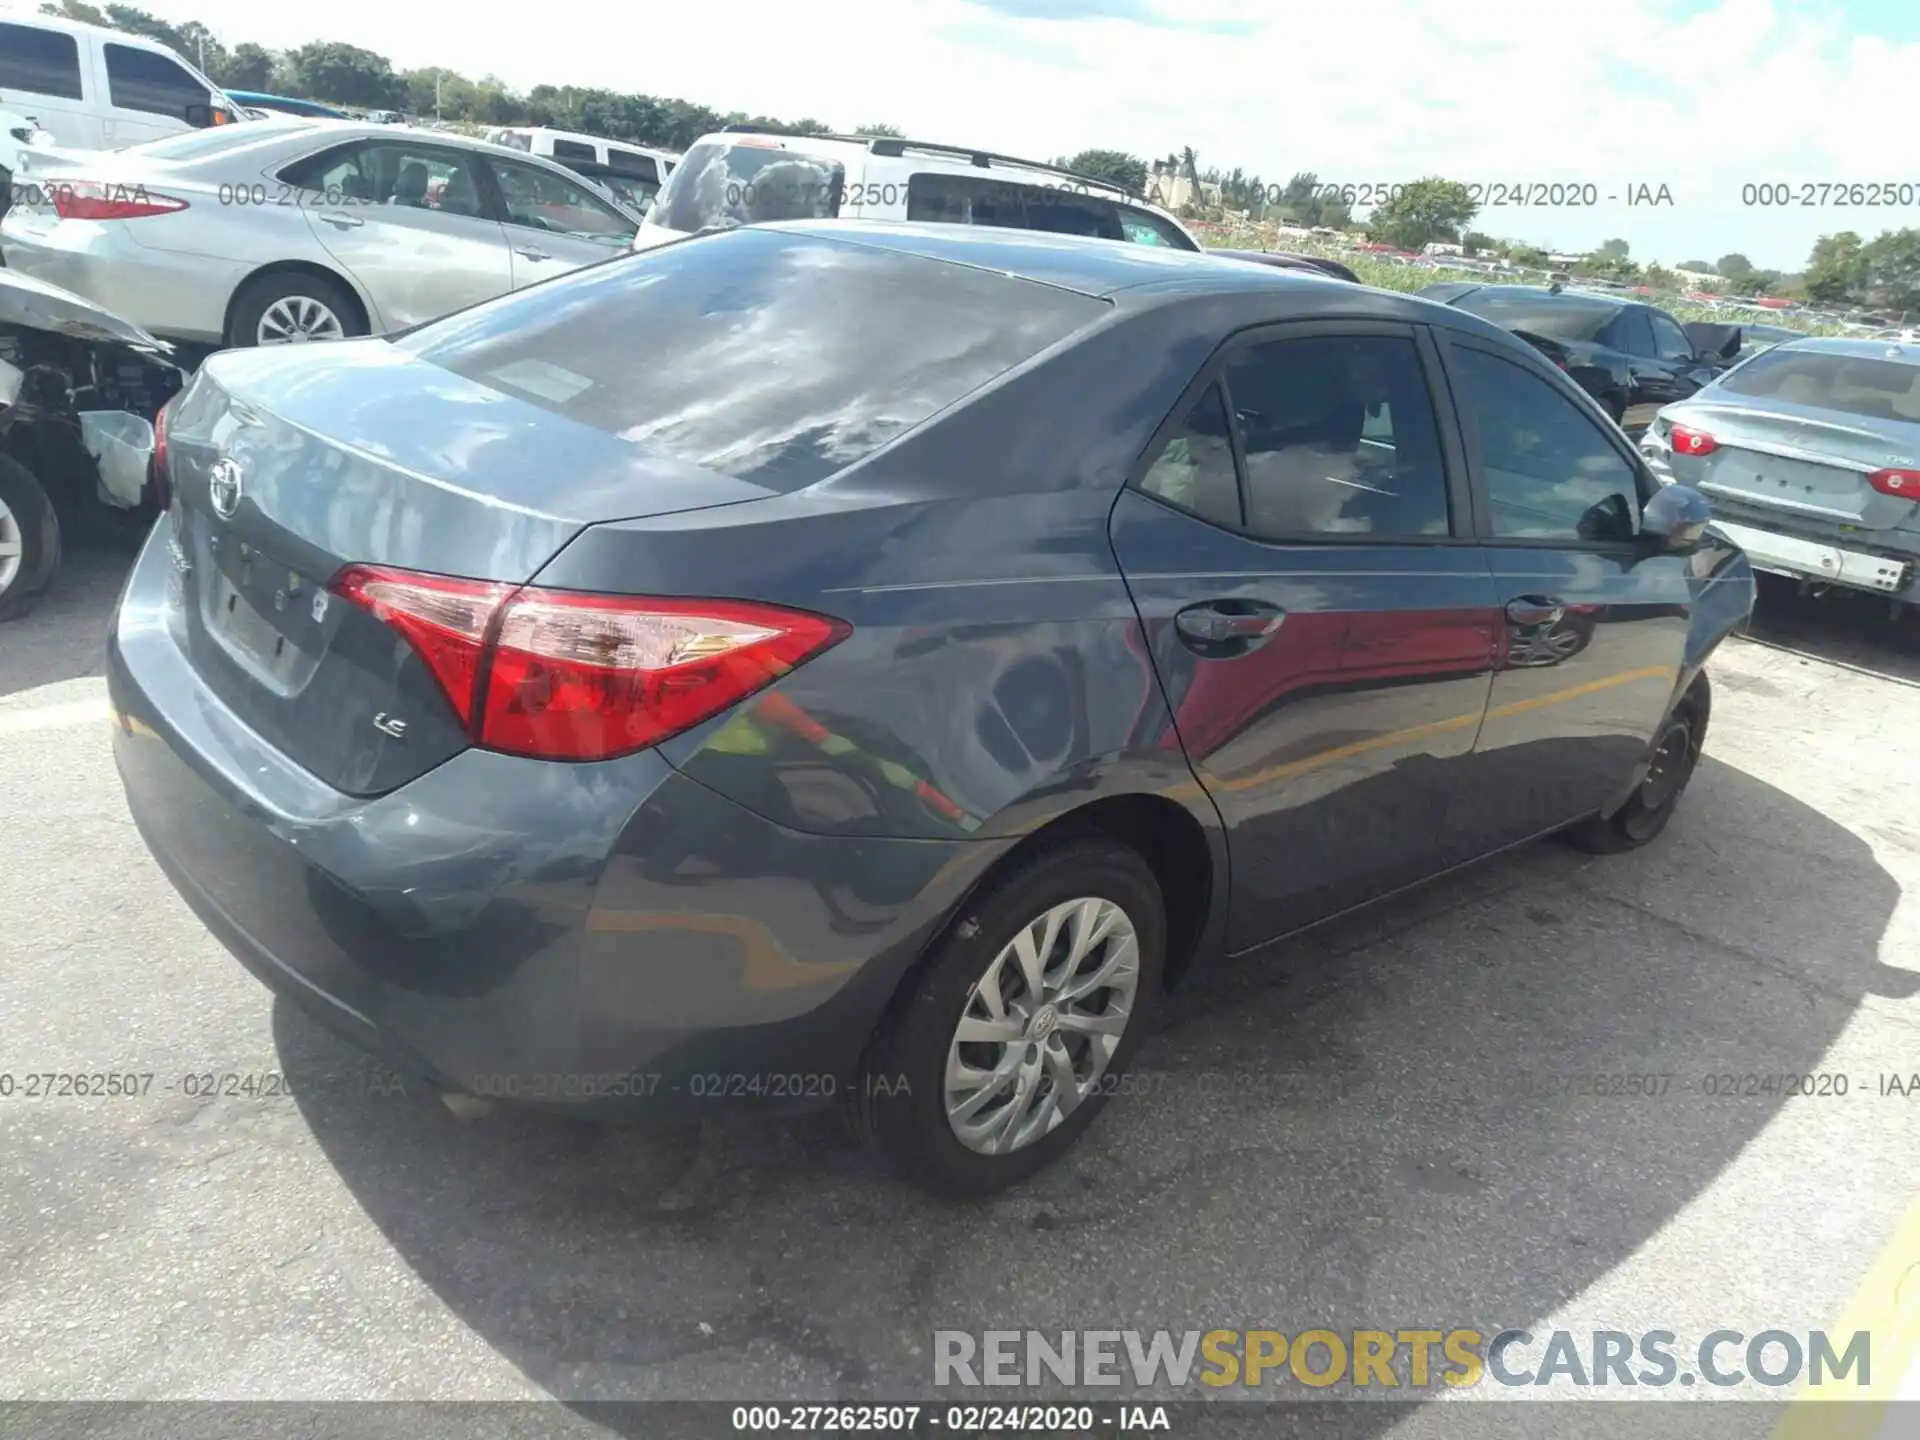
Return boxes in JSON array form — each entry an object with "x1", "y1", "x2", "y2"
[{"x1": 634, "y1": 129, "x2": 1199, "y2": 251}]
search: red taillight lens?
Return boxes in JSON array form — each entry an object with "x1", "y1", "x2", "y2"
[
  {"x1": 150, "y1": 401, "x2": 171, "y2": 508},
  {"x1": 1669, "y1": 424, "x2": 1718, "y2": 456},
  {"x1": 330, "y1": 566, "x2": 851, "y2": 761},
  {"x1": 1868, "y1": 467, "x2": 1920, "y2": 498},
  {"x1": 47, "y1": 179, "x2": 189, "y2": 221},
  {"x1": 330, "y1": 566, "x2": 513, "y2": 728}
]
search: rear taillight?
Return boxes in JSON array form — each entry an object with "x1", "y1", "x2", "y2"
[
  {"x1": 150, "y1": 401, "x2": 171, "y2": 508},
  {"x1": 329, "y1": 565, "x2": 850, "y2": 761},
  {"x1": 1669, "y1": 424, "x2": 1718, "y2": 456},
  {"x1": 1868, "y1": 467, "x2": 1920, "y2": 498},
  {"x1": 46, "y1": 179, "x2": 188, "y2": 221}
]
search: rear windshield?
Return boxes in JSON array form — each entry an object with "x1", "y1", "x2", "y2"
[
  {"x1": 1448, "y1": 291, "x2": 1617, "y2": 343},
  {"x1": 651, "y1": 139, "x2": 846, "y2": 234},
  {"x1": 396, "y1": 228, "x2": 1106, "y2": 489},
  {"x1": 1718, "y1": 346, "x2": 1920, "y2": 422}
]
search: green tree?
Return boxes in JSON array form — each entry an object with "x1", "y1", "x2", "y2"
[
  {"x1": 1861, "y1": 229, "x2": 1920, "y2": 313},
  {"x1": 853, "y1": 123, "x2": 903, "y2": 137},
  {"x1": 1644, "y1": 263, "x2": 1677, "y2": 292},
  {"x1": 1365, "y1": 177, "x2": 1477, "y2": 251},
  {"x1": 1062, "y1": 149, "x2": 1148, "y2": 194},
  {"x1": 1678, "y1": 260, "x2": 1715, "y2": 274},
  {"x1": 1596, "y1": 237, "x2": 1630, "y2": 261},
  {"x1": 283, "y1": 41, "x2": 406, "y2": 109},
  {"x1": 1461, "y1": 230, "x2": 1496, "y2": 255},
  {"x1": 216, "y1": 43, "x2": 276, "y2": 91},
  {"x1": 39, "y1": 1, "x2": 109, "y2": 22},
  {"x1": 1805, "y1": 231, "x2": 1866, "y2": 304},
  {"x1": 1716, "y1": 253, "x2": 1754, "y2": 280}
]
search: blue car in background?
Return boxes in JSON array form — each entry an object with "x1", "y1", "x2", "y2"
[
  {"x1": 108, "y1": 222, "x2": 1749, "y2": 1197},
  {"x1": 223, "y1": 90, "x2": 350, "y2": 121}
]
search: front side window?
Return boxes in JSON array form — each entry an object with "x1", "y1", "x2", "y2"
[
  {"x1": 283, "y1": 142, "x2": 488, "y2": 218},
  {"x1": 0, "y1": 22, "x2": 83, "y2": 100},
  {"x1": 1452, "y1": 347, "x2": 1640, "y2": 542},
  {"x1": 1605, "y1": 309, "x2": 1657, "y2": 358},
  {"x1": 103, "y1": 43, "x2": 205, "y2": 119},
  {"x1": 486, "y1": 157, "x2": 635, "y2": 241},
  {"x1": 1649, "y1": 312, "x2": 1694, "y2": 361},
  {"x1": 1226, "y1": 335, "x2": 1452, "y2": 539},
  {"x1": 1138, "y1": 384, "x2": 1240, "y2": 528}
]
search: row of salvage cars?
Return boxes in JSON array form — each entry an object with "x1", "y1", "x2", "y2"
[{"x1": 0, "y1": 267, "x2": 183, "y2": 618}]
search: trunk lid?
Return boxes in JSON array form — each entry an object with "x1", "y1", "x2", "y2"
[
  {"x1": 161, "y1": 340, "x2": 777, "y2": 795},
  {"x1": 1678, "y1": 399, "x2": 1920, "y2": 530}
]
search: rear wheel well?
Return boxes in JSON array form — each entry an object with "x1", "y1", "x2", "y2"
[
  {"x1": 224, "y1": 262, "x2": 371, "y2": 341},
  {"x1": 946, "y1": 794, "x2": 1214, "y2": 992}
]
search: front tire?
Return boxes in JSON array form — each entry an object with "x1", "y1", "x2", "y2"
[
  {"x1": 1563, "y1": 677, "x2": 1709, "y2": 854},
  {"x1": 859, "y1": 837, "x2": 1166, "y2": 1199},
  {"x1": 226, "y1": 271, "x2": 365, "y2": 348},
  {"x1": 0, "y1": 452, "x2": 61, "y2": 622}
]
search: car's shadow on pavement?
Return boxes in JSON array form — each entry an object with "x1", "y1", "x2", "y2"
[{"x1": 269, "y1": 749, "x2": 1909, "y2": 1430}]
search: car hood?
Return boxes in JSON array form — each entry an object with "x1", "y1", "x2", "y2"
[{"x1": 0, "y1": 266, "x2": 172, "y2": 352}]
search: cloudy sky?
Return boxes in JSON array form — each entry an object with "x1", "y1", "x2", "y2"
[{"x1": 130, "y1": 0, "x2": 1908, "y2": 270}]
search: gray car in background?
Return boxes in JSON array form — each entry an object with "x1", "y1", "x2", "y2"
[
  {"x1": 0, "y1": 118, "x2": 642, "y2": 348},
  {"x1": 1642, "y1": 336, "x2": 1920, "y2": 620}
]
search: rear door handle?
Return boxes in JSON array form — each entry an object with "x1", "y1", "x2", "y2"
[
  {"x1": 515, "y1": 246, "x2": 552, "y2": 261},
  {"x1": 1175, "y1": 600, "x2": 1286, "y2": 650},
  {"x1": 1505, "y1": 596, "x2": 1566, "y2": 627},
  {"x1": 318, "y1": 211, "x2": 364, "y2": 229}
]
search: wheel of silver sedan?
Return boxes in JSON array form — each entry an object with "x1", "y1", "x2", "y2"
[
  {"x1": 257, "y1": 295, "x2": 347, "y2": 345},
  {"x1": 944, "y1": 896, "x2": 1140, "y2": 1155},
  {"x1": 0, "y1": 493, "x2": 22, "y2": 595}
]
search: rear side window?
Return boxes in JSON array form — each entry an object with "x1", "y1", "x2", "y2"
[
  {"x1": 651, "y1": 140, "x2": 845, "y2": 234},
  {"x1": 906, "y1": 174, "x2": 1127, "y2": 243},
  {"x1": 607, "y1": 149, "x2": 660, "y2": 185},
  {"x1": 551, "y1": 139, "x2": 597, "y2": 163},
  {"x1": 1717, "y1": 346, "x2": 1920, "y2": 423},
  {"x1": 104, "y1": 43, "x2": 206, "y2": 118},
  {"x1": 1228, "y1": 335, "x2": 1452, "y2": 539},
  {"x1": 0, "y1": 22, "x2": 84, "y2": 100},
  {"x1": 1139, "y1": 384, "x2": 1240, "y2": 528},
  {"x1": 397, "y1": 228, "x2": 1105, "y2": 489}
]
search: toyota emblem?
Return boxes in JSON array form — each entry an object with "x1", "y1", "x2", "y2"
[{"x1": 207, "y1": 457, "x2": 243, "y2": 520}]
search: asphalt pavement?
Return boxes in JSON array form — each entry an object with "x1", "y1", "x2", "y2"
[{"x1": 3, "y1": 542, "x2": 1920, "y2": 1439}]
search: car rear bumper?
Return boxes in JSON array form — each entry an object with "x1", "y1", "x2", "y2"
[
  {"x1": 108, "y1": 523, "x2": 996, "y2": 1113},
  {"x1": 1706, "y1": 519, "x2": 1919, "y2": 601},
  {"x1": 0, "y1": 217, "x2": 239, "y2": 344}
]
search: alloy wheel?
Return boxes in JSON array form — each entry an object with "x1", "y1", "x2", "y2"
[
  {"x1": 257, "y1": 296, "x2": 347, "y2": 345},
  {"x1": 0, "y1": 492, "x2": 22, "y2": 594},
  {"x1": 944, "y1": 896, "x2": 1140, "y2": 1156}
]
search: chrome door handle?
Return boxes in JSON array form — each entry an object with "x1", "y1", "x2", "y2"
[
  {"x1": 515, "y1": 246, "x2": 552, "y2": 261},
  {"x1": 319, "y1": 211, "x2": 364, "y2": 229},
  {"x1": 1175, "y1": 601, "x2": 1286, "y2": 649},
  {"x1": 1505, "y1": 596, "x2": 1566, "y2": 627}
]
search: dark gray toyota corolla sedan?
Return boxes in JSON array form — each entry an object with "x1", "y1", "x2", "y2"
[{"x1": 109, "y1": 221, "x2": 1753, "y2": 1197}]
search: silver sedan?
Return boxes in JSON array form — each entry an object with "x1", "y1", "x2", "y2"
[
  {"x1": 1641, "y1": 336, "x2": 1920, "y2": 612},
  {"x1": 0, "y1": 118, "x2": 642, "y2": 348}
]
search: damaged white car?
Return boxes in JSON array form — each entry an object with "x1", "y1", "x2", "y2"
[{"x1": 0, "y1": 268, "x2": 185, "y2": 620}]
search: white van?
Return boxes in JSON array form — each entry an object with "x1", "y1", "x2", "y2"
[
  {"x1": 0, "y1": 10, "x2": 238, "y2": 150},
  {"x1": 485, "y1": 126, "x2": 678, "y2": 214},
  {"x1": 634, "y1": 129, "x2": 1199, "y2": 251}
]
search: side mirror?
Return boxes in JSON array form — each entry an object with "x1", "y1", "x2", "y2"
[
  {"x1": 183, "y1": 102, "x2": 216, "y2": 128},
  {"x1": 1642, "y1": 483, "x2": 1712, "y2": 551}
]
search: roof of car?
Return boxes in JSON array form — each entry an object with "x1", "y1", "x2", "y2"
[
  {"x1": 752, "y1": 221, "x2": 1510, "y2": 328},
  {"x1": 1763, "y1": 335, "x2": 1920, "y2": 364}
]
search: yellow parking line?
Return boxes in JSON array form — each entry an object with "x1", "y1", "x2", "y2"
[{"x1": 1770, "y1": 1188, "x2": 1920, "y2": 1438}]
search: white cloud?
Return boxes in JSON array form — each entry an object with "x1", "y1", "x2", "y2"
[{"x1": 130, "y1": 0, "x2": 1913, "y2": 269}]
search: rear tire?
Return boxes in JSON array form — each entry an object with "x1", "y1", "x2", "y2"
[
  {"x1": 225, "y1": 271, "x2": 366, "y2": 349},
  {"x1": 0, "y1": 452, "x2": 61, "y2": 622},
  {"x1": 1563, "y1": 677, "x2": 1709, "y2": 854},
  {"x1": 858, "y1": 837, "x2": 1165, "y2": 1199}
]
